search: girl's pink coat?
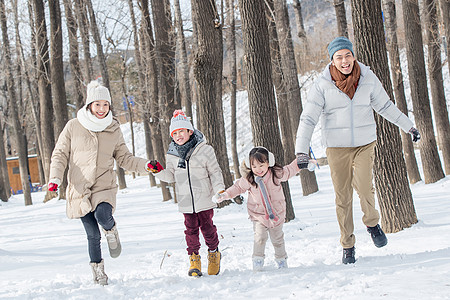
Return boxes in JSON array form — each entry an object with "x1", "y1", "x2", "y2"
[{"x1": 225, "y1": 160, "x2": 300, "y2": 228}]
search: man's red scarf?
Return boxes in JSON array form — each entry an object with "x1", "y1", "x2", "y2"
[{"x1": 329, "y1": 61, "x2": 361, "y2": 99}]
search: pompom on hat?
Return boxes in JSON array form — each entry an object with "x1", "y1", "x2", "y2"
[
  {"x1": 86, "y1": 80, "x2": 111, "y2": 106},
  {"x1": 327, "y1": 36, "x2": 354, "y2": 60},
  {"x1": 170, "y1": 110, "x2": 194, "y2": 136}
]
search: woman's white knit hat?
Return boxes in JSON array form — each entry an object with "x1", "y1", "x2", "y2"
[
  {"x1": 86, "y1": 80, "x2": 111, "y2": 105},
  {"x1": 170, "y1": 110, "x2": 194, "y2": 136}
]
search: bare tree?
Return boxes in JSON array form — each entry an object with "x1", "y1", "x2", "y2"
[
  {"x1": 33, "y1": 0, "x2": 55, "y2": 184},
  {"x1": 127, "y1": 0, "x2": 156, "y2": 187},
  {"x1": 292, "y1": 0, "x2": 308, "y2": 72},
  {"x1": 333, "y1": 0, "x2": 348, "y2": 37},
  {"x1": 62, "y1": 0, "x2": 85, "y2": 109},
  {"x1": 225, "y1": 0, "x2": 241, "y2": 179},
  {"x1": 266, "y1": 0, "x2": 296, "y2": 220},
  {"x1": 238, "y1": 0, "x2": 296, "y2": 221},
  {"x1": 73, "y1": 0, "x2": 93, "y2": 82},
  {"x1": 191, "y1": 0, "x2": 235, "y2": 203},
  {"x1": 0, "y1": 114, "x2": 9, "y2": 201},
  {"x1": 151, "y1": 0, "x2": 177, "y2": 148},
  {"x1": 49, "y1": 0, "x2": 69, "y2": 138},
  {"x1": 272, "y1": 0, "x2": 318, "y2": 196},
  {"x1": 174, "y1": 0, "x2": 193, "y2": 118},
  {"x1": 85, "y1": 0, "x2": 128, "y2": 189},
  {"x1": 423, "y1": 0, "x2": 450, "y2": 175},
  {"x1": 351, "y1": 0, "x2": 417, "y2": 232},
  {"x1": 0, "y1": 0, "x2": 32, "y2": 205},
  {"x1": 140, "y1": 0, "x2": 172, "y2": 201},
  {"x1": 382, "y1": 0, "x2": 421, "y2": 183},
  {"x1": 401, "y1": 0, "x2": 445, "y2": 183},
  {"x1": 440, "y1": 0, "x2": 450, "y2": 67}
]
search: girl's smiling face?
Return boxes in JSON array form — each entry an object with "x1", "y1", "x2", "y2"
[
  {"x1": 90, "y1": 100, "x2": 110, "y2": 119},
  {"x1": 251, "y1": 159, "x2": 269, "y2": 177}
]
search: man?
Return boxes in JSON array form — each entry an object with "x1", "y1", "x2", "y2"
[{"x1": 295, "y1": 36, "x2": 420, "y2": 264}]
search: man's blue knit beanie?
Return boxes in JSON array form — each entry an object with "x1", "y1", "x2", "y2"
[{"x1": 327, "y1": 36, "x2": 354, "y2": 60}]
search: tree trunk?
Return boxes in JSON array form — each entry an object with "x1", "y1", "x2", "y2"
[
  {"x1": 49, "y1": 0, "x2": 68, "y2": 138},
  {"x1": 440, "y1": 0, "x2": 450, "y2": 67},
  {"x1": 26, "y1": 0, "x2": 45, "y2": 188},
  {"x1": 33, "y1": 0, "x2": 55, "y2": 184},
  {"x1": 424, "y1": 0, "x2": 450, "y2": 175},
  {"x1": 272, "y1": 0, "x2": 318, "y2": 196},
  {"x1": 14, "y1": 0, "x2": 42, "y2": 196},
  {"x1": 85, "y1": 0, "x2": 127, "y2": 189},
  {"x1": 226, "y1": 0, "x2": 241, "y2": 179},
  {"x1": 151, "y1": 0, "x2": 177, "y2": 149},
  {"x1": 73, "y1": 0, "x2": 93, "y2": 82},
  {"x1": 238, "y1": 0, "x2": 295, "y2": 221},
  {"x1": 143, "y1": 116, "x2": 157, "y2": 187},
  {"x1": 292, "y1": 0, "x2": 308, "y2": 72},
  {"x1": 128, "y1": 0, "x2": 155, "y2": 186},
  {"x1": 401, "y1": 0, "x2": 445, "y2": 183},
  {"x1": 0, "y1": 0, "x2": 32, "y2": 205},
  {"x1": 140, "y1": 0, "x2": 172, "y2": 201},
  {"x1": 191, "y1": 0, "x2": 235, "y2": 204},
  {"x1": 0, "y1": 117, "x2": 9, "y2": 201},
  {"x1": 174, "y1": 0, "x2": 193, "y2": 118},
  {"x1": 62, "y1": 0, "x2": 85, "y2": 110},
  {"x1": 382, "y1": 0, "x2": 421, "y2": 184},
  {"x1": 266, "y1": 1, "x2": 296, "y2": 220},
  {"x1": 351, "y1": 0, "x2": 417, "y2": 233},
  {"x1": 334, "y1": 0, "x2": 349, "y2": 38}
]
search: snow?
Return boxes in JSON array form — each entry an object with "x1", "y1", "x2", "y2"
[{"x1": 1, "y1": 123, "x2": 450, "y2": 299}]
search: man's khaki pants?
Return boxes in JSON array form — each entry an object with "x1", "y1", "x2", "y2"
[
  {"x1": 252, "y1": 221, "x2": 287, "y2": 259},
  {"x1": 326, "y1": 141, "x2": 379, "y2": 249}
]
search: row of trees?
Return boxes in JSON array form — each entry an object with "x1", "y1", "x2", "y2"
[{"x1": 0, "y1": 0, "x2": 449, "y2": 233}]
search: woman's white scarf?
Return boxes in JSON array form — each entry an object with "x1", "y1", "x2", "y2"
[{"x1": 77, "y1": 105, "x2": 113, "y2": 132}]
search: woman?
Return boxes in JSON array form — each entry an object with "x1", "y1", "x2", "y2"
[{"x1": 48, "y1": 80, "x2": 151, "y2": 285}]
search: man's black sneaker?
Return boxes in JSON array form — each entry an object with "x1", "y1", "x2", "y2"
[
  {"x1": 342, "y1": 246, "x2": 355, "y2": 264},
  {"x1": 367, "y1": 224, "x2": 388, "y2": 248}
]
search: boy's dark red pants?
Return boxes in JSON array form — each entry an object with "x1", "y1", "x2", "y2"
[{"x1": 183, "y1": 208, "x2": 219, "y2": 255}]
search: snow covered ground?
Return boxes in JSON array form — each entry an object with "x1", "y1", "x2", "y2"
[{"x1": 1, "y1": 140, "x2": 449, "y2": 299}]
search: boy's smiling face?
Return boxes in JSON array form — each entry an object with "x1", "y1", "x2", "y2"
[{"x1": 172, "y1": 128, "x2": 193, "y2": 145}]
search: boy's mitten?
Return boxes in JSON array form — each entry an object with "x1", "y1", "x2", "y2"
[
  {"x1": 296, "y1": 153, "x2": 309, "y2": 169},
  {"x1": 409, "y1": 127, "x2": 421, "y2": 142},
  {"x1": 147, "y1": 160, "x2": 164, "y2": 173}
]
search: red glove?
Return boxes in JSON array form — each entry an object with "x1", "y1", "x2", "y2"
[
  {"x1": 147, "y1": 160, "x2": 164, "y2": 173},
  {"x1": 48, "y1": 182, "x2": 59, "y2": 192}
]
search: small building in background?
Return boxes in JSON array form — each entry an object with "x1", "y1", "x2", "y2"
[{"x1": 6, "y1": 154, "x2": 42, "y2": 194}]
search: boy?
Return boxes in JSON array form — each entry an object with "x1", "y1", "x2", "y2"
[{"x1": 149, "y1": 110, "x2": 224, "y2": 277}]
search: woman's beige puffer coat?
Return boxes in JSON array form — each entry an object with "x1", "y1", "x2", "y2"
[{"x1": 49, "y1": 117, "x2": 148, "y2": 219}]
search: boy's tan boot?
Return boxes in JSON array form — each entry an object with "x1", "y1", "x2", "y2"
[
  {"x1": 207, "y1": 249, "x2": 221, "y2": 275},
  {"x1": 188, "y1": 253, "x2": 202, "y2": 277}
]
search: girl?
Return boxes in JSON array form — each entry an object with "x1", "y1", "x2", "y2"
[
  {"x1": 48, "y1": 81, "x2": 152, "y2": 285},
  {"x1": 216, "y1": 147, "x2": 303, "y2": 271}
]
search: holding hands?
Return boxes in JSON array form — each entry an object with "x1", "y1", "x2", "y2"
[
  {"x1": 147, "y1": 160, "x2": 164, "y2": 173},
  {"x1": 212, "y1": 190, "x2": 229, "y2": 203}
]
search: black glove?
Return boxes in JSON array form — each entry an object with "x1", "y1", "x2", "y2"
[
  {"x1": 409, "y1": 127, "x2": 421, "y2": 142},
  {"x1": 296, "y1": 153, "x2": 309, "y2": 169}
]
